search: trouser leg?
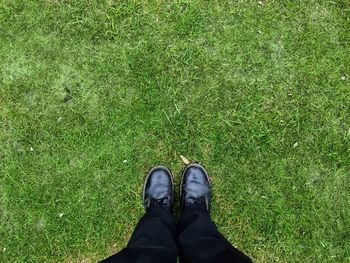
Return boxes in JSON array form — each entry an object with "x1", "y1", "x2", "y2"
[
  {"x1": 178, "y1": 205, "x2": 252, "y2": 263},
  {"x1": 101, "y1": 207, "x2": 178, "y2": 263}
]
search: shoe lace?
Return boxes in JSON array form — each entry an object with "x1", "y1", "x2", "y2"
[
  {"x1": 150, "y1": 197, "x2": 169, "y2": 208},
  {"x1": 186, "y1": 196, "x2": 206, "y2": 207}
]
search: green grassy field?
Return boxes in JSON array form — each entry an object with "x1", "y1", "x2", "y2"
[{"x1": 1, "y1": 1, "x2": 350, "y2": 262}]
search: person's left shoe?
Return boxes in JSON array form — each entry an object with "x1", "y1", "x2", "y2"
[{"x1": 143, "y1": 166, "x2": 174, "y2": 212}]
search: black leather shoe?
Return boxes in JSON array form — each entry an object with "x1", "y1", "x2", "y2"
[
  {"x1": 143, "y1": 166, "x2": 174, "y2": 212},
  {"x1": 181, "y1": 163, "x2": 211, "y2": 211}
]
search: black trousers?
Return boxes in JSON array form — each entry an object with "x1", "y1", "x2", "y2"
[{"x1": 101, "y1": 206, "x2": 252, "y2": 263}]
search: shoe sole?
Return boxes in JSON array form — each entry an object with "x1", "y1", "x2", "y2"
[
  {"x1": 180, "y1": 163, "x2": 211, "y2": 211},
  {"x1": 143, "y1": 165, "x2": 174, "y2": 210}
]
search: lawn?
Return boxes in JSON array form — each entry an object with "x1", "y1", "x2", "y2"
[{"x1": 1, "y1": 0, "x2": 350, "y2": 262}]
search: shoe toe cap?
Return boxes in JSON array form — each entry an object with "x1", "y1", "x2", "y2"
[
  {"x1": 145, "y1": 167, "x2": 173, "y2": 199},
  {"x1": 182, "y1": 164, "x2": 210, "y2": 196}
]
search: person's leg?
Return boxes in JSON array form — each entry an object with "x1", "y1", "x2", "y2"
[
  {"x1": 178, "y1": 163, "x2": 251, "y2": 263},
  {"x1": 101, "y1": 166, "x2": 178, "y2": 263},
  {"x1": 102, "y1": 207, "x2": 178, "y2": 263}
]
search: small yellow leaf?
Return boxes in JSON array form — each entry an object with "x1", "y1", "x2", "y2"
[{"x1": 179, "y1": 155, "x2": 190, "y2": 165}]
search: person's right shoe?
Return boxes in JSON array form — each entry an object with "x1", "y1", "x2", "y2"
[{"x1": 180, "y1": 163, "x2": 211, "y2": 212}]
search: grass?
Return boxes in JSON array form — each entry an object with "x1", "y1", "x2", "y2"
[{"x1": 1, "y1": 0, "x2": 350, "y2": 262}]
